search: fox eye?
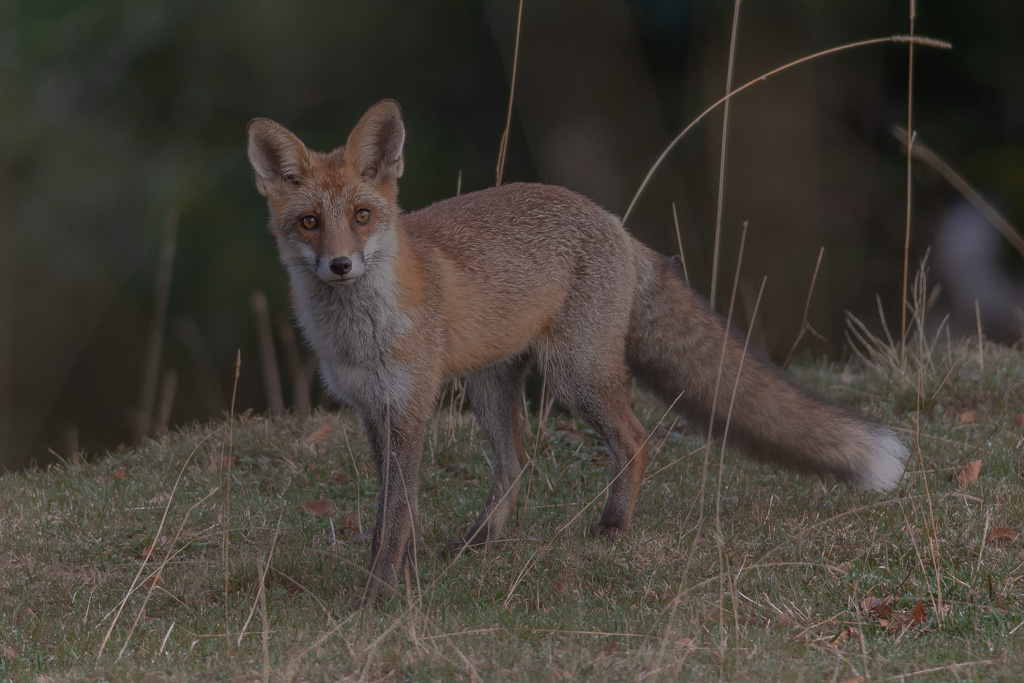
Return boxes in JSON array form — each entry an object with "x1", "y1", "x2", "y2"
[
  {"x1": 300, "y1": 215, "x2": 318, "y2": 230},
  {"x1": 354, "y1": 209, "x2": 372, "y2": 225}
]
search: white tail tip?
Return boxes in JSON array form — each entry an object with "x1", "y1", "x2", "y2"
[{"x1": 857, "y1": 428, "x2": 908, "y2": 491}]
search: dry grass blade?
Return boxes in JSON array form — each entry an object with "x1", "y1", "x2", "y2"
[
  {"x1": 709, "y1": 0, "x2": 742, "y2": 310},
  {"x1": 222, "y1": 351, "x2": 241, "y2": 646},
  {"x1": 495, "y1": 0, "x2": 524, "y2": 187},
  {"x1": 622, "y1": 35, "x2": 950, "y2": 224},
  {"x1": 900, "y1": 0, "x2": 917, "y2": 366},
  {"x1": 783, "y1": 247, "x2": 825, "y2": 368},
  {"x1": 135, "y1": 213, "x2": 178, "y2": 440},
  {"x1": 96, "y1": 428, "x2": 219, "y2": 660},
  {"x1": 251, "y1": 290, "x2": 284, "y2": 416},
  {"x1": 892, "y1": 126, "x2": 1024, "y2": 260}
]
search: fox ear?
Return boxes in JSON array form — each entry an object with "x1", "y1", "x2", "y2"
[
  {"x1": 246, "y1": 119, "x2": 312, "y2": 196},
  {"x1": 344, "y1": 99, "x2": 405, "y2": 183}
]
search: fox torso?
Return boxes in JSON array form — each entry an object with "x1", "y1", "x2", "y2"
[{"x1": 272, "y1": 171, "x2": 641, "y2": 418}]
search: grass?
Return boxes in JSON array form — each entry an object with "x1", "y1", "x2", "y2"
[{"x1": 1, "y1": 338, "x2": 1022, "y2": 681}]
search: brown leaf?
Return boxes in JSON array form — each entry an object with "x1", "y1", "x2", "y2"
[
  {"x1": 340, "y1": 512, "x2": 361, "y2": 532},
  {"x1": 910, "y1": 600, "x2": 927, "y2": 626},
  {"x1": 551, "y1": 580, "x2": 565, "y2": 593},
  {"x1": 957, "y1": 459, "x2": 982, "y2": 487},
  {"x1": 305, "y1": 421, "x2": 332, "y2": 444},
  {"x1": 113, "y1": 470, "x2": 128, "y2": 480},
  {"x1": 0, "y1": 644, "x2": 16, "y2": 659},
  {"x1": 1014, "y1": 412, "x2": 1024, "y2": 427},
  {"x1": 959, "y1": 410, "x2": 978, "y2": 424},
  {"x1": 986, "y1": 527, "x2": 1019, "y2": 544},
  {"x1": 859, "y1": 595, "x2": 893, "y2": 616},
  {"x1": 602, "y1": 640, "x2": 618, "y2": 656},
  {"x1": 143, "y1": 575, "x2": 164, "y2": 588},
  {"x1": 833, "y1": 626, "x2": 858, "y2": 643},
  {"x1": 301, "y1": 500, "x2": 334, "y2": 516},
  {"x1": 139, "y1": 545, "x2": 159, "y2": 561},
  {"x1": 674, "y1": 637, "x2": 697, "y2": 649},
  {"x1": 148, "y1": 491, "x2": 172, "y2": 504},
  {"x1": 333, "y1": 471, "x2": 349, "y2": 484}
]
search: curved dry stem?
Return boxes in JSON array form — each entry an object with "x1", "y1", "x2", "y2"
[{"x1": 622, "y1": 35, "x2": 951, "y2": 225}]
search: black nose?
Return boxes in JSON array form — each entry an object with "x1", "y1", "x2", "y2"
[{"x1": 329, "y1": 256, "x2": 353, "y2": 276}]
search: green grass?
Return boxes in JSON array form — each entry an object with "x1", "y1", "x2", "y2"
[{"x1": 2, "y1": 343, "x2": 1023, "y2": 681}]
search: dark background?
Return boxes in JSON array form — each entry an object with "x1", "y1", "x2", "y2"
[{"x1": 2, "y1": 1, "x2": 1022, "y2": 471}]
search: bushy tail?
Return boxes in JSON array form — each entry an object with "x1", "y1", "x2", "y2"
[{"x1": 626, "y1": 247, "x2": 907, "y2": 491}]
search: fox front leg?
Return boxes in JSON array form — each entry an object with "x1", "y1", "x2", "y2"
[{"x1": 355, "y1": 412, "x2": 427, "y2": 607}]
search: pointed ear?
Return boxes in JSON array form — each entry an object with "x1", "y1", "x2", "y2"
[
  {"x1": 246, "y1": 118, "x2": 312, "y2": 196},
  {"x1": 344, "y1": 100, "x2": 405, "y2": 183}
]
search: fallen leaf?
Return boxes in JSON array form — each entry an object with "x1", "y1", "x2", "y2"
[
  {"x1": 333, "y1": 472, "x2": 349, "y2": 484},
  {"x1": 359, "y1": 463, "x2": 375, "y2": 476},
  {"x1": 986, "y1": 527, "x2": 1019, "y2": 544},
  {"x1": 910, "y1": 600, "x2": 927, "y2": 626},
  {"x1": 674, "y1": 637, "x2": 696, "y2": 649},
  {"x1": 143, "y1": 575, "x2": 164, "y2": 588},
  {"x1": 139, "y1": 545, "x2": 159, "y2": 561},
  {"x1": 1014, "y1": 413, "x2": 1024, "y2": 427},
  {"x1": 340, "y1": 512, "x2": 361, "y2": 532},
  {"x1": 551, "y1": 580, "x2": 565, "y2": 593},
  {"x1": 957, "y1": 459, "x2": 982, "y2": 487},
  {"x1": 148, "y1": 491, "x2": 172, "y2": 504},
  {"x1": 113, "y1": 470, "x2": 128, "y2": 479},
  {"x1": 305, "y1": 421, "x2": 332, "y2": 444},
  {"x1": 833, "y1": 626, "x2": 858, "y2": 644},
  {"x1": 959, "y1": 410, "x2": 978, "y2": 424},
  {"x1": 0, "y1": 645, "x2": 16, "y2": 658},
  {"x1": 859, "y1": 595, "x2": 893, "y2": 616},
  {"x1": 603, "y1": 640, "x2": 618, "y2": 656},
  {"x1": 889, "y1": 612, "x2": 913, "y2": 628},
  {"x1": 301, "y1": 500, "x2": 334, "y2": 516}
]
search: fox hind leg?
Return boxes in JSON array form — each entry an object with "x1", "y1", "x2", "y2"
[
  {"x1": 546, "y1": 359, "x2": 650, "y2": 536},
  {"x1": 449, "y1": 354, "x2": 530, "y2": 552}
]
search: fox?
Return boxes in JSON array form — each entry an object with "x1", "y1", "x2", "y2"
[{"x1": 246, "y1": 99, "x2": 908, "y2": 605}]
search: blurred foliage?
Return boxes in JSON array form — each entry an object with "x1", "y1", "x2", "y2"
[{"x1": 1, "y1": 1, "x2": 1021, "y2": 470}]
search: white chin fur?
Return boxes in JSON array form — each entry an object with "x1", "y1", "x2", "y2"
[{"x1": 857, "y1": 428, "x2": 909, "y2": 491}]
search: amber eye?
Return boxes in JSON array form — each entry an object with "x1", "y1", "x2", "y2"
[
  {"x1": 354, "y1": 209, "x2": 371, "y2": 225},
  {"x1": 300, "y1": 215, "x2": 318, "y2": 230}
]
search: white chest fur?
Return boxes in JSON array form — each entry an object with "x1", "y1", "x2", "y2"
[{"x1": 288, "y1": 266, "x2": 413, "y2": 417}]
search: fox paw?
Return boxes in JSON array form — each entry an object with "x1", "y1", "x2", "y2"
[{"x1": 589, "y1": 523, "x2": 626, "y2": 540}]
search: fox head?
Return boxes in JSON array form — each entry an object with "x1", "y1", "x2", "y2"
[{"x1": 247, "y1": 100, "x2": 405, "y2": 285}]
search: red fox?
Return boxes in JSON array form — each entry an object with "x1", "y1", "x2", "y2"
[{"x1": 247, "y1": 99, "x2": 907, "y2": 605}]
